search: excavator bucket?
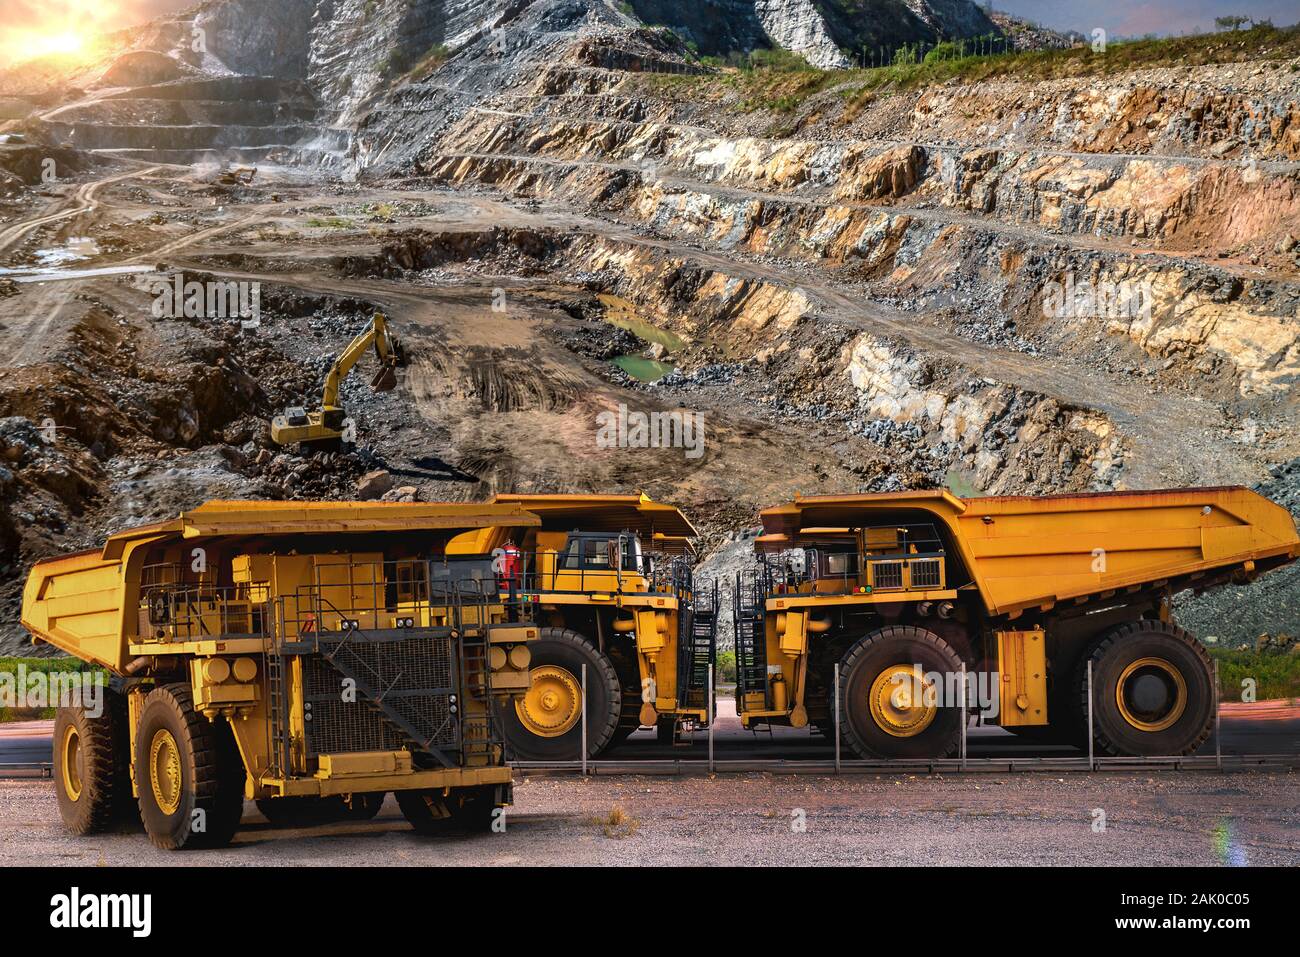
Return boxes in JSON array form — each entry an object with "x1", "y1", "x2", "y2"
[{"x1": 371, "y1": 366, "x2": 398, "y2": 392}]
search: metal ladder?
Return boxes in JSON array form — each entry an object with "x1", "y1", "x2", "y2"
[
  {"x1": 733, "y1": 570, "x2": 768, "y2": 709},
  {"x1": 318, "y1": 622, "x2": 459, "y2": 768},
  {"x1": 451, "y1": 581, "x2": 502, "y2": 765},
  {"x1": 685, "y1": 579, "x2": 718, "y2": 713},
  {"x1": 265, "y1": 630, "x2": 289, "y2": 778}
]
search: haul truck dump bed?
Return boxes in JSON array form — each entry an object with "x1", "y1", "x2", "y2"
[
  {"x1": 737, "y1": 486, "x2": 1299, "y2": 760},
  {"x1": 445, "y1": 493, "x2": 715, "y2": 760},
  {"x1": 23, "y1": 500, "x2": 543, "y2": 849}
]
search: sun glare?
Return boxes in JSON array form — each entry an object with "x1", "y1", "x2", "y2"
[
  {"x1": 37, "y1": 31, "x2": 89, "y2": 58},
  {"x1": 0, "y1": 26, "x2": 101, "y2": 68},
  {"x1": 0, "y1": 0, "x2": 117, "y2": 69}
]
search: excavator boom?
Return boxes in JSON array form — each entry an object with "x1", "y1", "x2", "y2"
[{"x1": 270, "y1": 312, "x2": 406, "y2": 448}]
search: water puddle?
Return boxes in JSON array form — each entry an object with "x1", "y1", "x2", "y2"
[
  {"x1": 614, "y1": 355, "x2": 676, "y2": 382},
  {"x1": 0, "y1": 237, "x2": 154, "y2": 283},
  {"x1": 944, "y1": 469, "x2": 981, "y2": 499},
  {"x1": 598, "y1": 294, "x2": 686, "y2": 351},
  {"x1": 598, "y1": 294, "x2": 682, "y2": 383},
  {"x1": 0, "y1": 264, "x2": 156, "y2": 284},
  {"x1": 36, "y1": 236, "x2": 100, "y2": 266}
]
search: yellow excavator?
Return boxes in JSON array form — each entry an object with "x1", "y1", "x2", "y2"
[
  {"x1": 216, "y1": 166, "x2": 257, "y2": 186},
  {"x1": 271, "y1": 311, "x2": 406, "y2": 448}
]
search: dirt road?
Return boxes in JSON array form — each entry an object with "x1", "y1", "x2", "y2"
[
  {"x1": 3, "y1": 703, "x2": 1296, "y2": 865},
  {"x1": 1, "y1": 769, "x2": 1296, "y2": 866}
]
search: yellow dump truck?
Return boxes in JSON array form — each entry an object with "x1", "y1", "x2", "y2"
[
  {"x1": 22, "y1": 500, "x2": 541, "y2": 849},
  {"x1": 735, "y1": 487, "x2": 1300, "y2": 758},
  {"x1": 445, "y1": 493, "x2": 715, "y2": 760}
]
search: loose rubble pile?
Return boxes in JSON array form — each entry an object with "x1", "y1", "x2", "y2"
[{"x1": 1175, "y1": 458, "x2": 1300, "y2": 646}]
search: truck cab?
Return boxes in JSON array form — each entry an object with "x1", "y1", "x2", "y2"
[{"x1": 446, "y1": 494, "x2": 715, "y2": 761}]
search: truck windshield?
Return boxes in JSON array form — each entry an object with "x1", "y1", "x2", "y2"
[{"x1": 560, "y1": 533, "x2": 643, "y2": 571}]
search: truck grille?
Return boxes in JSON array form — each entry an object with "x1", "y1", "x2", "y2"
[
  {"x1": 910, "y1": 558, "x2": 942, "y2": 589},
  {"x1": 871, "y1": 561, "x2": 904, "y2": 590},
  {"x1": 302, "y1": 634, "x2": 459, "y2": 756}
]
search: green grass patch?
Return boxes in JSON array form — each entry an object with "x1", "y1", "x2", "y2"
[
  {"x1": 715, "y1": 650, "x2": 737, "y2": 684},
  {"x1": 0, "y1": 657, "x2": 105, "y2": 722},
  {"x1": 305, "y1": 216, "x2": 354, "y2": 229},
  {"x1": 401, "y1": 43, "x2": 452, "y2": 81},
  {"x1": 1210, "y1": 645, "x2": 1300, "y2": 703},
  {"x1": 634, "y1": 25, "x2": 1300, "y2": 122}
]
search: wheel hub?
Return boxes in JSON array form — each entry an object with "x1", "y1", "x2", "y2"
[
  {"x1": 1116, "y1": 657, "x2": 1187, "y2": 733},
  {"x1": 60, "y1": 724, "x2": 83, "y2": 803},
  {"x1": 149, "y1": 728, "x2": 183, "y2": 816},
  {"x1": 868, "y1": 664, "x2": 938, "y2": 737},
  {"x1": 516, "y1": 665, "x2": 581, "y2": 737}
]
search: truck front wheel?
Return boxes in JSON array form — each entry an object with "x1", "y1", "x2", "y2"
[
  {"x1": 496, "y1": 628, "x2": 620, "y2": 761},
  {"x1": 134, "y1": 684, "x2": 245, "y2": 850},
  {"x1": 839, "y1": 626, "x2": 965, "y2": 759},
  {"x1": 1078, "y1": 622, "x2": 1214, "y2": 757}
]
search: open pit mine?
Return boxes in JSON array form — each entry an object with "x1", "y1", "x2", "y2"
[{"x1": 0, "y1": 0, "x2": 1297, "y2": 661}]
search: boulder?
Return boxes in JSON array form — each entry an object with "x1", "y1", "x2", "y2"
[{"x1": 356, "y1": 469, "x2": 394, "y2": 500}]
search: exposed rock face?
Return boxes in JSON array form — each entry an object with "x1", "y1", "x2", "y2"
[
  {"x1": 754, "y1": 0, "x2": 854, "y2": 69},
  {"x1": 307, "y1": 0, "x2": 515, "y2": 126},
  {"x1": 188, "y1": 0, "x2": 316, "y2": 78},
  {"x1": 631, "y1": 0, "x2": 1002, "y2": 68},
  {"x1": 989, "y1": 10, "x2": 1079, "y2": 51},
  {"x1": 2, "y1": 0, "x2": 1295, "y2": 647},
  {"x1": 628, "y1": 0, "x2": 770, "y2": 56},
  {"x1": 14, "y1": 0, "x2": 1002, "y2": 164}
]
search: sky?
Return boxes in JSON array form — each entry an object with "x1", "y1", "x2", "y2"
[
  {"x1": 1, "y1": 0, "x2": 1297, "y2": 66},
  {"x1": 991, "y1": 0, "x2": 1298, "y2": 36},
  {"x1": 0, "y1": 0, "x2": 186, "y2": 65}
]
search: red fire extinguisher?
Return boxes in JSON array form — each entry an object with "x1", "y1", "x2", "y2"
[{"x1": 498, "y1": 540, "x2": 522, "y2": 590}]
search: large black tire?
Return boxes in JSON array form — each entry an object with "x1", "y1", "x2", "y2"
[
  {"x1": 53, "y1": 691, "x2": 131, "y2": 835},
  {"x1": 496, "y1": 628, "x2": 621, "y2": 761},
  {"x1": 1077, "y1": 621, "x2": 1214, "y2": 757},
  {"x1": 396, "y1": 785, "x2": 499, "y2": 835},
  {"x1": 134, "y1": 684, "x2": 245, "y2": 850},
  {"x1": 839, "y1": 626, "x2": 965, "y2": 759}
]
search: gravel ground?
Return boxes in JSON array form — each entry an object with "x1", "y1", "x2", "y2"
[{"x1": 2, "y1": 770, "x2": 1297, "y2": 866}]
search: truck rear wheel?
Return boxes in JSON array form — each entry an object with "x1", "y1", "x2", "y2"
[
  {"x1": 839, "y1": 626, "x2": 964, "y2": 759},
  {"x1": 134, "y1": 684, "x2": 245, "y2": 850},
  {"x1": 496, "y1": 628, "x2": 620, "y2": 761},
  {"x1": 396, "y1": 785, "x2": 499, "y2": 834},
  {"x1": 53, "y1": 692, "x2": 130, "y2": 835},
  {"x1": 1078, "y1": 621, "x2": 1214, "y2": 757}
]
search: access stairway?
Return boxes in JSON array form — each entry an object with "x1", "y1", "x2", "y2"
[{"x1": 733, "y1": 570, "x2": 769, "y2": 710}]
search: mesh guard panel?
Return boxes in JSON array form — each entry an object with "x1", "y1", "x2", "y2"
[
  {"x1": 302, "y1": 634, "x2": 459, "y2": 757},
  {"x1": 910, "y1": 558, "x2": 942, "y2": 589},
  {"x1": 873, "y1": 561, "x2": 904, "y2": 590}
]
